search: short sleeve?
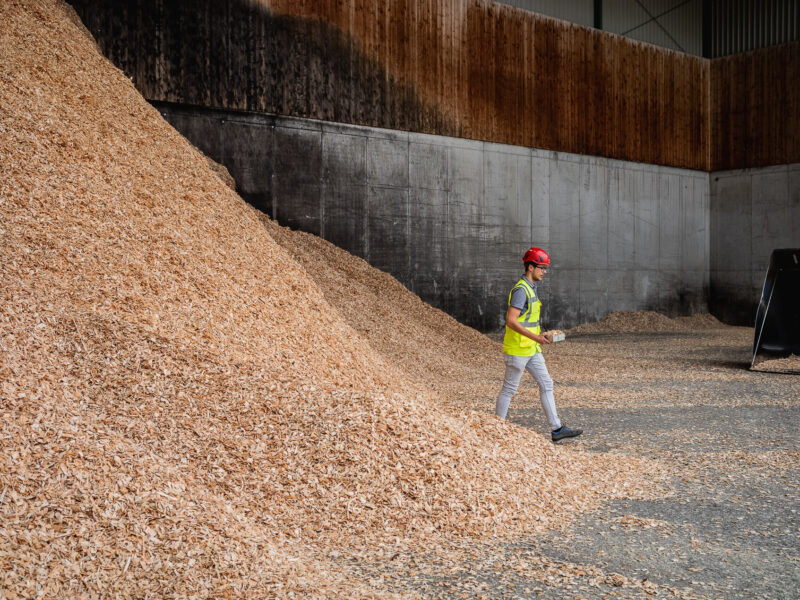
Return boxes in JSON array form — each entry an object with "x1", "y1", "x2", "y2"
[{"x1": 509, "y1": 287, "x2": 528, "y2": 311}]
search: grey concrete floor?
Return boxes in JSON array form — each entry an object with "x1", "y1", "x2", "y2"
[{"x1": 349, "y1": 330, "x2": 800, "y2": 599}]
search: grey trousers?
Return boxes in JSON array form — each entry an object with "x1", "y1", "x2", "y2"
[{"x1": 495, "y1": 352, "x2": 562, "y2": 430}]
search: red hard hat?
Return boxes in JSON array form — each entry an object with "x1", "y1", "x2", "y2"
[{"x1": 523, "y1": 247, "x2": 550, "y2": 266}]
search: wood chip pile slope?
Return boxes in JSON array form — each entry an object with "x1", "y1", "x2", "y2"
[
  {"x1": 1, "y1": 1, "x2": 656, "y2": 597},
  {"x1": 263, "y1": 219, "x2": 503, "y2": 404},
  {"x1": 752, "y1": 354, "x2": 800, "y2": 373}
]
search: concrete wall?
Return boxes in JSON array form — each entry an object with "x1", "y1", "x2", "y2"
[
  {"x1": 156, "y1": 102, "x2": 710, "y2": 331},
  {"x1": 710, "y1": 164, "x2": 800, "y2": 325}
]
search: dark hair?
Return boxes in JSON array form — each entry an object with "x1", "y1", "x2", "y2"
[{"x1": 524, "y1": 261, "x2": 536, "y2": 271}]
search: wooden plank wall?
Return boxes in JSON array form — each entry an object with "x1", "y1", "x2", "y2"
[
  {"x1": 73, "y1": 0, "x2": 715, "y2": 169},
  {"x1": 260, "y1": 0, "x2": 712, "y2": 170},
  {"x1": 711, "y1": 41, "x2": 800, "y2": 171}
]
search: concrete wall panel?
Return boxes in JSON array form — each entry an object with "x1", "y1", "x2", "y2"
[
  {"x1": 485, "y1": 151, "x2": 519, "y2": 225},
  {"x1": 234, "y1": 167, "x2": 273, "y2": 215},
  {"x1": 322, "y1": 132, "x2": 366, "y2": 185},
  {"x1": 710, "y1": 164, "x2": 800, "y2": 324},
  {"x1": 634, "y1": 170, "x2": 660, "y2": 270},
  {"x1": 410, "y1": 142, "x2": 448, "y2": 191},
  {"x1": 323, "y1": 183, "x2": 367, "y2": 257},
  {"x1": 607, "y1": 269, "x2": 639, "y2": 312},
  {"x1": 751, "y1": 170, "x2": 791, "y2": 274},
  {"x1": 677, "y1": 269, "x2": 707, "y2": 315},
  {"x1": 485, "y1": 225, "x2": 531, "y2": 269},
  {"x1": 530, "y1": 156, "x2": 550, "y2": 245},
  {"x1": 514, "y1": 155, "x2": 533, "y2": 228},
  {"x1": 220, "y1": 121, "x2": 272, "y2": 172},
  {"x1": 692, "y1": 177, "x2": 710, "y2": 271},
  {"x1": 709, "y1": 171, "x2": 753, "y2": 323},
  {"x1": 609, "y1": 168, "x2": 635, "y2": 270},
  {"x1": 579, "y1": 269, "x2": 609, "y2": 325},
  {"x1": 791, "y1": 166, "x2": 800, "y2": 235},
  {"x1": 274, "y1": 127, "x2": 322, "y2": 184},
  {"x1": 681, "y1": 177, "x2": 707, "y2": 272},
  {"x1": 367, "y1": 135, "x2": 409, "y2": 188},
  {"x1": 657, "y1": 270, "x2": 682, "y2": 314},
  {"x1": 447, "y1": 147, "x2": 484, "y2": 226},
  {"x1": 274, "y1": 181, "x2": 321, "y2": 235},
  {"x1": 409, "y1": 187, "x2": 448, "y2": 275},
  {"x1": 548, "y1": 269, "x2": 581, "y2": 328},
  {"x1": 751, "y1": 269, "x2": 766, "y2": 300},
  {"x1": 632, "y1": 269, "x2": 659, "y2": 308},
  {"x1": 710, "y1": 173, "x2": 751, "y2": 271},
  {"x1": 367, "y1": 186, "x2": 409, "y2": 276},
  {"x1": 579, "y1": 161, "x2": 609, "y2": 269},
  {"x1": 450, "y1": 271, "x2": 489, "y2": 330},
  {"x1": 156, "y1": 103, "x2": 710, "y2": 331},
  {"x1": 658, "y1": 173, "x2": 682, "y2": 270},
  {"x1": 549, "y1": 158, "x2": 581, "y2": 270}
]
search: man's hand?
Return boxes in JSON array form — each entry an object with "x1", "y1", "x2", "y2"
[{"x1": 506, "y1": 307, "x2": 551, "y2": 344}]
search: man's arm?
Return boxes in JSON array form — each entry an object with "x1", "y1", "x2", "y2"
[{"x1": 506, "y1": 306, "x2": 551, "y2": 345}]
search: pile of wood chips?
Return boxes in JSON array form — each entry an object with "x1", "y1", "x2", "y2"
[
  {"x1": 1, "y1": 1, "x2": 662, "y2": 597},
  {"x1": 568, "y1": 310, "x2": 726, "y2": 334},
  {"x1": 752, "y1": 354, "x2": 800, "y2": 373}
]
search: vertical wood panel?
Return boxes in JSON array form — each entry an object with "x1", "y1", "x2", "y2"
[
  {"x1": 532, "y1": 17, "x2": 558, "y2": 151},
  {"x1": 711, "y1": 41, "x2": 799, "y2": 170},
  {"x1": 556, "y1": 23, "x2": 576, "y2": 153}
]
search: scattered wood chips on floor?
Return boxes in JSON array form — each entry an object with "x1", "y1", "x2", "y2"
[{"x1": 752, "y1": 354, "x2": 800, "y2": 373}]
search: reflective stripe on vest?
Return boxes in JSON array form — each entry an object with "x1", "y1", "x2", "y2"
[
  {"x1": 512, "y1": 278, "x2": 539, "y2": 327},
  {"x1": 502, "y1": 277, "x2": 543, "y2": 356}
]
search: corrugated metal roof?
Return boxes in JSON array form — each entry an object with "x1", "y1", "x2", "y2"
[
  {"x1": 711, "y1": 0, "x2": 800, "y2": 58},
  {"x1": 496, "y1": 0, "x2": 594, "y2": 27},
  {"x1": 495, "y1": 0, "x2": 800, "y2": 57},
  {"x1": 604, "y1": 0, "x2": 703, "y2": 55}
]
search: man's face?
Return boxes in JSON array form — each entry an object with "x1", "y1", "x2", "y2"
[{"x1": 531, "y1": 264, "x2": 547, "y2": 282}]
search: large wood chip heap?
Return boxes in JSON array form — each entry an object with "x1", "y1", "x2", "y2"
[{"x1": 1, "y1": 1, "x2": 660, "y2": 597}]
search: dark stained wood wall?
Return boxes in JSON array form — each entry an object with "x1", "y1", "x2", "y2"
[
  {"x1": 711, "y1": 41, "x2": 800, "y2": 171},
  {"x1": 265, "y1": 0, "x2": 712, "y2": 170},
  {"x1": 72, "y1": 0, "x2": 716, "y2": 169}
]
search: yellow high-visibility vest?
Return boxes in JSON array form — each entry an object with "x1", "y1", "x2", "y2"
[{"x1": 502, "y1": 277, "x2": 542, "y2": 356}]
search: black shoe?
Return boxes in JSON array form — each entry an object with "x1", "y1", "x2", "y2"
[{"x1": 551, "y1": 424, "x2": 583, "y2": 442}]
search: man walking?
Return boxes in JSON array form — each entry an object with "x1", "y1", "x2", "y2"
[{"x1": 495, "y1": 247, "x2": 582, "y2": 442}]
